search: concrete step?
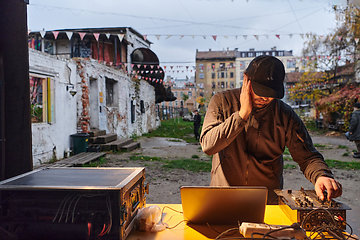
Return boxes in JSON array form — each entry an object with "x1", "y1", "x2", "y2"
[
  {"x1": 96, "y1": 133, "x2": 117, "y2": 144},
  {"x1": 120, "y1": 142, "x2": 140, "y2": 152},
  {"x1": 89, "y1": 129, "x2": 106, "y2": 137},
  {"x1": 100, "y1": 138, "x2": 133, "y2": 151}
]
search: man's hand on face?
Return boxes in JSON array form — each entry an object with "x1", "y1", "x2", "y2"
[
  {"x1": 239, "y1": 75, "x2": 252, "y2": 120},
  {"x1": 315, "y1": 176, "x2": 342, "y2": 201}
]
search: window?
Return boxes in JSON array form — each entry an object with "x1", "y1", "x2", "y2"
[
  {"x1": 287, "y1": 59, "x2": 296, "y2": 68},
  {"x1": 218, "y1": 82, "x2": 221, "y2": 88},
  {"x1": 248, "y1": 52, "x2": 254, "y2": 57},
  {"x1": 199, "y1": 83, "x2": 204, "y2": 89},
  {"x1": 199, "y1": 64, "x2": 204, "y2": 71},
  {"x1": 30, "y1": 76, "x2": 55, "y2": 123},
  {"x1": 221, "y1": 72, "x2": 225, "y2": 78},
  {"x1": 174, "y1": 92, "x2": 178, "y2": 97},
  {"x1": 256, "y1": 52, "x2": 263, "y2": 57},
  {"x1": 188, "y1": 91, "x2": 192, "y2": 97},
  {"x1": 219, "y1": 63, "x2": 225, "y2": 69},
  {"x1": 225, "y1": 82, "x2": 228, "y2": 88},
  {"x1": 221, "y1": 82, "x2": 225, "y2": 88},
  {"x1": 211, "y1": 73, "x2": 215, "y2": 79},
  {"x1": 272, "y1": 52, "x2": 276, "y2": 56},
  {"x1": 241, "y1": 52, "x2": 246, "y2": 57},
  {"x1": 43, "y1": 40, "x2": 55, "y2": 55},
  {"x1": 106, "y1": 78, "x2": 118, "y2": 107},
  {"x1": 169, "y1": 102, "x2": 173, "y2": 106},
  {"x1": 240, "y1": 72, "x2": 244, "y2": 80},
  {"x1": 175, "y1": 100, "x2": 178, "y2": 106},
  {"x1": 180, "y1": 92, "x2": 184, "y2": 97},
  {"x1": 212, "y1": 82, "x2": 216, "y2": 88},
  {"x1": 230, "y1": 72, "x2": 234, "y2": 78},
  {"x1": 240, "y1": 61, "x2": 245, "y2": 70},
  {"x1": 211, "y1": 63, "x2": 215, "y2": 70},
  {"x1": 229, "y1": 62, "x2": 234, "y2": 68},
  {"x1": 278, "y1": 51, "x2": 284, "y2": 56},
  {"x1": 199, "y1": 73, "x2": 204, "y2": 79},
  {"x1": 230, "y1": 81, "x2": 235, "y2": 88},
  {"x1": 200, "y1": 92, "x2": 204, "y2": 97}
]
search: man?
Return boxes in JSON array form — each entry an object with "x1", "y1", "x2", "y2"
[
  {"x1": 193, "y1": 109, "x2": 202, "y2": 140},
  {"x1": 348, "y1": 102, "x2": 360, "y2": 158},
  {"x1": 200, "y1": 55, "x2": 342, "y2": 204}
]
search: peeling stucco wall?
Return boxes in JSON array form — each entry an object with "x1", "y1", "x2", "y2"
[
  {"x1": 75, "y1": 59, "x2": 159, "y2": 138},
  {"x1": 29, "y1": 49, "x2": 77, "y2": 165},
  {"x1": 30, "y1": 50, "x2": 159, "y2": 166}
]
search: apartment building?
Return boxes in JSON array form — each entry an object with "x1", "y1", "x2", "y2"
[
  {"x1": 195, "y1": 48, "x2": 238, "y2": 102},
  {"x1": 161, "y1": 76, "x2": 196, "y2": 112},
  {"x1": 195, "y1": 47, "x2": 298, "y2": 107}
]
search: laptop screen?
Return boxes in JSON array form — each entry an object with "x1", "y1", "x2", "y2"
[{"x1": 180, "y1": 186, "x2": 268, "y2": 225}]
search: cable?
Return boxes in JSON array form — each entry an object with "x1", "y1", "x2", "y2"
[{"x1": 214, "y1": 227, "x2": 240, "y2": 240}]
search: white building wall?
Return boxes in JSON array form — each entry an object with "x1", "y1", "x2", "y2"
[
  {"x1": 29, "y1": 48, "x2": 77, "y2": 166},
  {"x1": 30, "y1": 49, "x2": 159, "y2": 167}
]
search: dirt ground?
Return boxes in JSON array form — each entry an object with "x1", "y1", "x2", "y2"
[{"x1": 102, "y1": 133, "x2": 360, "y2": 235}]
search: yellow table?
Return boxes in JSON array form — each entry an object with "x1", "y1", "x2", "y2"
[{"x1": 127, "y1": 204, "x2": 293, "y2": 240}]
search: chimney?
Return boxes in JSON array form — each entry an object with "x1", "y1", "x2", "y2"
[
  {"x1": 271, "y1": 46, "x2": 277, "y2": 51},
  {"x1": 209, "y1": 48, "x2": 211, "y2": 51},
  {"x1": 235, "y1": 48, "x2": 238, "y2": 51},
  {"x1": 249, "y1": 48, "x2": 255, "y2": 51}
]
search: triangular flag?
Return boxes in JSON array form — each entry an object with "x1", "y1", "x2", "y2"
[
  {"x1": 355, "y1": 38, "x2": 359, "y2": 44},
  {"x1": 276, "y1": 34, "x2": 280, "y2": 39},
  {"x1": 180, "y1": 35, "x2": 184, "y2": 39},
  {"x1": 224, "y1": 35, "x2": 228, "y2": 39},
  {"x1": 155, "y1": 35, "x2": 160, "y2": 40},
  {"x1": 212, "y1": 35, "x2": 217, "y2": 41},
  {"x1": 192, "y1": 35, "x2": 195, "y2": 39},
  {"x1": 93, "y1": 33, "x2": 100, "y2": 41},
  {"x1": 202, "y1": 36, "x2": 206, "y2": 39},
  {"x1": 254, "y1": 35, "x2": 259, "y2": 40},
  {"x1": 300, "y1": 34, "x2": 304, "y2": 39},
  {"x1": 166, "y1": 35, "x2": 172, "y2": 39},
  {"x1": 143, "y1": 35, "x2": 147, "y2": 41},
  {"x1": 137, "y1": 64, "x2": 141, "y2": 68},
  {"x1": 40, "y1": 30, "x2": 46, "y2": 38},
  {"x1": 150, "y1": 65, "x2": 154, "y2": 69},
  {"x1": 118, "y1": 34, "x2": 124, "y2": 42},
  {"x1": 52, "y1": 31, "x2": 60, "y2": 39},
  {"x1": 65, "y1": 31, "x2": 73, "y2": 40},
  {"x1": 243, "y1": 35, "x2": 247, "y2": 40},
  {"x1": 338, "y1": 36, "x2": 342, "y2": 41},
  {"x1": 105, "y1": 33, "x2": 111, "y2": 39},
  {"x1": 265, "y1": 35, "x2": 269, "y2": 39},
  {"x1": 289, "y1": 34, "x2": 293, "y2": 39},
  {"x1": 235, "y1": 36, "x2": 238, "y2": 39},
  {"x1": 79, "y1": 32, "x2": 86, "y2": 40},
  {"x1": 346, "y1": 37, "x2": 351, "y2": 42}
]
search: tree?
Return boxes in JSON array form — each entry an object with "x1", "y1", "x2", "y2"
[
  {"x1": 196, "y1": 97, "x2": 206, "y2": 107},
  {"x1": 289, "y1": 4, "x2": 360, "y2": 125},
  {"x1": 182, "y1": 93, "x2": 189, "y2": 103}
]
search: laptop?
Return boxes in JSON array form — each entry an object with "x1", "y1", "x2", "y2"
[{"x1": 180, "y1": 186, "x2": 268, "y2": 225}]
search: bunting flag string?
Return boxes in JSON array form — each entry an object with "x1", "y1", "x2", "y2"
[{"x1": 31, "y1": 30, "x2": 360, "y2": 45}]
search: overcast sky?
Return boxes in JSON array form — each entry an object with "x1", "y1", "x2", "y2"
[{"x1": 27, "y1": 0, "x2": 349, "y2": 79}]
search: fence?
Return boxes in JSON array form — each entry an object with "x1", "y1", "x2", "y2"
[{"x1": 156, "y1": 105, "x2": 189, "y2": 120}]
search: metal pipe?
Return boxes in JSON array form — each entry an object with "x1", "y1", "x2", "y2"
[{"x1": 0, "y1": 54, "x2": 5, "y2": 180}]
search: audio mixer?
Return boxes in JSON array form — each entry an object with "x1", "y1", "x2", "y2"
[{"x1": 275, "y1": 188, "x2": 351, "y2": 231}]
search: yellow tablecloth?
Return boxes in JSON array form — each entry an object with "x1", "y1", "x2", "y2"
[{"x1": 127, "y1": 204, "x2": 293, "y2": 240}]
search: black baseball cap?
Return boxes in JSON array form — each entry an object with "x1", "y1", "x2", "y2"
[
  {"x1": 355, "y1": 102, "x2": 360, "y2": 108},
  {"x1": 245, "y1": 55, "x2": 285, "y2": 99}
]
